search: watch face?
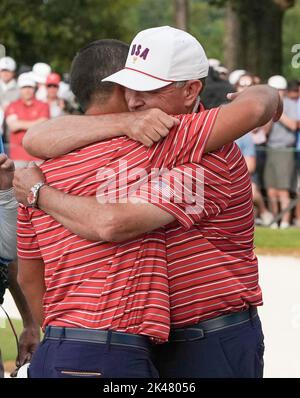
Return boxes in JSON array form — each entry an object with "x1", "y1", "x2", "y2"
[{"x1": 27, "y1": 191, "x2": 35, "y2": 205}]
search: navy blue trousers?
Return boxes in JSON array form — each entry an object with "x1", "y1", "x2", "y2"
[
  {"x1": 28, "y1": 333, "x2": 159, "y2": 378},
  {"x1": 153, "y1": 315, "x2": 265, "y2": 378}
]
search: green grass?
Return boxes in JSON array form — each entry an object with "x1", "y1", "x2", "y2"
[
  {"x1": 0, "y1": 318, "x2": 23, "y2": 363},
  {"x1": 254, "y1": 226, "x2": 300, "y2": 253}
]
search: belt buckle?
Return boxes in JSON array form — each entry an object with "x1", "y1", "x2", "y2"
[
  {"x1": 170, "y1": 326, "x2": 205, "y2": 343},
  {"x1": 184, "y1": 327, "x2": 205, "y2": 342}
]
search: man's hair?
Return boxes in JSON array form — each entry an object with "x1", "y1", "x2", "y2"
[
  {"x1": 199, "y1": 77, "x2": 206, "y2": 94},
  {"x1": 70, "y1": 39, "x2": 129, "y2": 112},
  {"x1": 287, "y1": 79, "x2": 299, "y2": 92},
  {"x1": 175, "y1": 78, "x2": 206, "y2": 94}
]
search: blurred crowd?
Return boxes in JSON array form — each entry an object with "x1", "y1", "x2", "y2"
[
  {"x1": 202, "y1": 59, "x2": 300, "y2": 229},
  {"x1": 0, "y1": 55, "x2": 300, "y2": 229},
  {"x1": 0, "y1": 57, "x2": 79, "y2": 167}
]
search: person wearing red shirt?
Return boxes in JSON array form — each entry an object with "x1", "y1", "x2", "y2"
[
  {"x1": 46, "y1": 73, "x2": 65, "y2": 118},
  {"x1": 14, "y1": 29, "x2": 281, "y2": 378},
  {"x1": 5, "y1": 73, "x2": 49, "y2": 167}
]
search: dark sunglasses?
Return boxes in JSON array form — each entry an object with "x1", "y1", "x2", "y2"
[{"x1": 47, "y1": 84, "x2": 59, "y2": 88}]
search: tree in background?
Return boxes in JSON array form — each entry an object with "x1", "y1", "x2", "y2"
[
  {"x1": 210, "y1": 0, "x2": 296, "y2": 79},
  {"x1": 0, "y1": 0, "x2": 298, "y2": 79},
  {"x1": 171, "y1": 0, "x2": 299, "y2": 79},
  {"x1": 174, "y1": 0, "x2": 189, "y2": 30},
  {"x1": 126, "y1": 0, "x2": 225, "y2": 59},
  {"x1": 0, "y1": 0, "x2": 137, "y2": 73}
]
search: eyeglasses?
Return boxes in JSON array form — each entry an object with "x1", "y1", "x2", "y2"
[{"x1": 47, "y1": 84, "x2": 59, "y2": 88}]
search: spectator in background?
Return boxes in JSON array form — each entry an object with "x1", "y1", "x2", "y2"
[
  {"x1": 251, "y1": 120, "x2": 274, "y2": 226},
  {"x1": 236, "y1": 73, "x2": 255, "y2": 92},
  {"x1": 46, "y1": 73, "x2": 65, "y2": 118},
  {"x1": 236, "y1": 132, "x2": 256, "y2": 174},
  {"x1": 5, "y1": 73, "x2": 49, "y2": 167},
  {"x1": 228, "y1": 69, "x2": 246, "y2": 87},
  {"x1": 0, "y1": 57, "x2": 20, "y2": 142},
  {"x1": 265, "y1": 76, "x2": 298, "y2": 229},
  {"x1": 253, "y1": 75, "x2": 262, "y2": 85},
  {"x1": 0, "y1": 57, "x2": 19, "y2": 111},
  {"x1": 57, "y1": 72, "x2": 79, "y2": 114},
  {"x1": 237, "y1": 130, "x2": 273, "y2": 226},
  {"x1": 31, "y1": 62, "x2": 51, "y2": 102},
  {"x1": 245, "y1": 73, "x2": 273, "y2": 225},
  {"x1": 201, "y1": 66, "x2": 233, "y2": 109},
  {"x1": 215, "y1": 65, "x2": 229, "y2": 81},
  {"x1": 58, "y1": 73, "x2": 73, "y2": 102},
  {"x1": 207, "y1": 58, "x2": 229, "y2": 81},
  {"x1": 208, "y1": 58, "x2": 220, "y2": 69},
  {"x1": 236, "y1": 73, "x2": 273, "y2": 226}
]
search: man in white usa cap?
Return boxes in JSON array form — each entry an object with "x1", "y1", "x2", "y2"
[
  {"x1": 14, "y1": 27, "x2": 281, "y2": 378},
  {"x1": 103, "y1": 26, "x2": 208, "y2": 94}
]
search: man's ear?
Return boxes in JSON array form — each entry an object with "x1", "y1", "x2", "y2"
[{"x1": 183, "y1": 80, "x2": 202, "y2": 108}]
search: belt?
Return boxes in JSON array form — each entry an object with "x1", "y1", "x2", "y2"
[
  {"x1": 169, "y1": 307, "x2": 258, "y2": 343},
  {"x1": 45, "y1": 326, "x2": 152, "y2": 352}
]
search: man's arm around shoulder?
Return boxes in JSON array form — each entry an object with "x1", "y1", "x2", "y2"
[{"x1": 205, "y1": 85, "x2": 282, "y2": 152}]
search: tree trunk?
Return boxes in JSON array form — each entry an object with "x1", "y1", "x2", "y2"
[
  {"x1": 224, "y1": 1, "x2": 242, "y2": 72},
  {"x1": 224, "y1": 0, "x2": 295, "y2": 80},
  {"x1": 174, "y1": 0, "x2": 189, "y2": 31}
]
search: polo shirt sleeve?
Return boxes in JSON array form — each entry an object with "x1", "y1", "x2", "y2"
[
  {"x1": 133, "y1": 160, "x2": 230, "y2": 230},
  {"x1": 177, "y1": 107, "x2": 220, "y2": 164},
  {"x1": 148, "y1": 107, "x2": 220, "y2": 169},
  {"x1": 17, "y1": 205, "x2": 42, "y2": 259}
]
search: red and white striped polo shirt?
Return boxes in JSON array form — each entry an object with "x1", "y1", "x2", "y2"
[
  {"x1": 136, "y1": 142, "x2": 263, "y2": 328},
  {"x1": 17, "y1": 108, "x2": 218, "y2": 341}
]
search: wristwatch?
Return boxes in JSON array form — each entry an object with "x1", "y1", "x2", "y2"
[{"x1": 27, "y1": 182, "x2": 46, "y2": 208}]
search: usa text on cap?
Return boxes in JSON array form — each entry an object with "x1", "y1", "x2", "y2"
[{"x1": 102, "y1": 26, "x2": 209, "y2": 92}]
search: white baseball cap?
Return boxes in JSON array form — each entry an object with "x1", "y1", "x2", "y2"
[
  {"x1": 228, "y1": 69, "x2": 246, "y2": 85},
  {"x1": 32, "y1": 62, "x2": 51, "y2": 84},
  {"x1": 17, "y1": 72, "x2": 36, "y2": 88},
  {"x1": 215, "y1": 65, "x2": 228, "y2": 75},
  {"x1": 102, "y1": 26, "x2": 209, "y2": 91},
  {"x1": 208, "y1": 58, "x2": 221, "y2": 69},
  {"x1": 0, "y1": 56, "x2": 16, "y2": 72},
  {"x1": 268, "y1": 75, "x2": 287, "y2": 90}
]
